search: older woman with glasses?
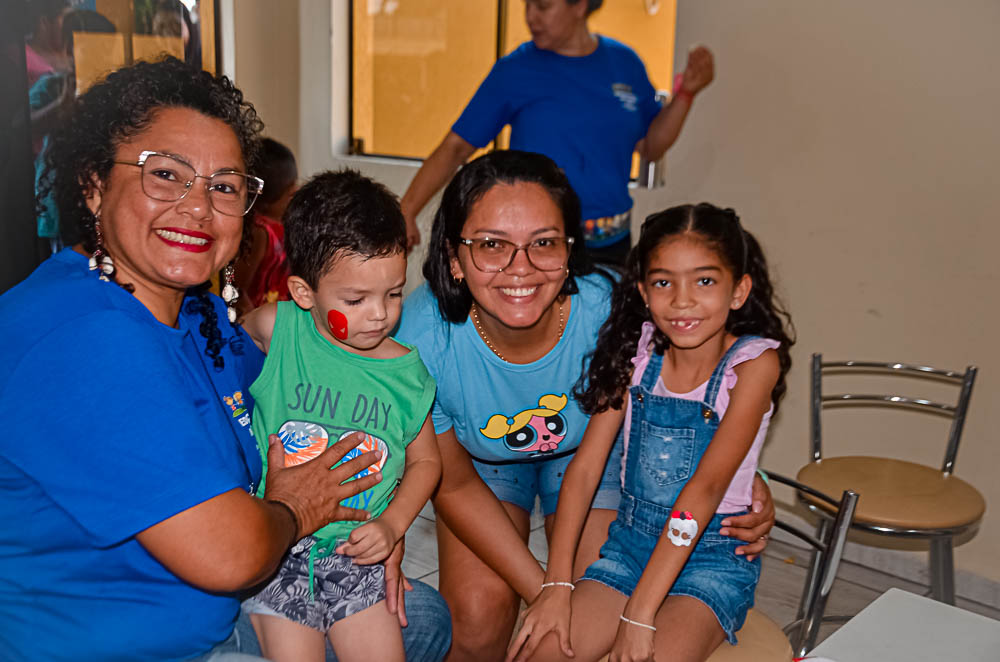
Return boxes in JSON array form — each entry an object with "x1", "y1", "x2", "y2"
[
  {"x1": 0, "y1": 57, "x2": 449, "y2": 661},
  {"x1": 396, "y1": 151, "x2": 774, "y2": 661}
]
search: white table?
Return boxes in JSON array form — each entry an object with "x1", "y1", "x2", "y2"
[{"x1": 808, "y1": 587, "x2": 1000, "y2": 661}]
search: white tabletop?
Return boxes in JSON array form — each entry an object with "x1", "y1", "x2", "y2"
[{"x1": 808, "y1": 587, "x2": 1000, "y2": 661}]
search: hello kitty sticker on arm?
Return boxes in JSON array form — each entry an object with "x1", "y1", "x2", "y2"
[{"x1": 667, "y1": 510, "x2": 699, "y2": 547}]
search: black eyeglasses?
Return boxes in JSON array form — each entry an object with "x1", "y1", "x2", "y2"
[
  {"x1": 459, "y1": 236, "x2": 574, "y2": 273},
  {"x1": 114, "y1": 150, "x2": 264, "y2": 216}
]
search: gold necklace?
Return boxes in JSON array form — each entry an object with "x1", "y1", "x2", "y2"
[{"x1": 470, "y1": 299, "x2": 565, "y2": 362}]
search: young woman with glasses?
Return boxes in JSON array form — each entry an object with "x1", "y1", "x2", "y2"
[{"x1": 396, "y1": 150, "x2": 775, "y2": 661}]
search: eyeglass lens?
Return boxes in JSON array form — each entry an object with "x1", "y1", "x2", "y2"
[
  {"x1": 141, "y1": 153, "x2": 256, "y2": 216},
  {"x1": 468, "y1": 238, "x2": 570, "y2": 272}
]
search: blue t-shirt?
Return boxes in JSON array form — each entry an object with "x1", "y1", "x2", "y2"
[
  {"x1": 452, "y1": 36, "x2": 661, "y2": 225},
  {"x1": 0, "y1": 249, "x2": 265, "y2": 661},
  {"x1": 396, "y1": 273, "x2": 613, "y2": 463}
]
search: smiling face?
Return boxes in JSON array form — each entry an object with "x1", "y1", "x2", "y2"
[
  {"x1": 289, "y1": 250, "x2": 406, "y2": 357},
  {"x1": 524, "y1": 0, "x2": 589, "y2": 52},
  {"x1": 637, "y1": 234, "x2": 752, "y2": 352},
  {"x1": 86, "y1": 106, "x2": 246, "y2": 298},
  {"x1": 450, "y1": 181, "x2": 569, "y2": 333}
]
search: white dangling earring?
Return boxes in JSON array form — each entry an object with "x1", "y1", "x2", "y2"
[
  {"x1": 222, "y1": 263, "x2": 239, "y2": 323},
  {"x1": 88, "y1": 216, "x2": 114, "y2": 282}
]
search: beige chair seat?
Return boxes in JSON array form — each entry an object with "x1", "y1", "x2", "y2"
[
  {"x1": 798, "y1": 456, "x2": 985, "y2": 530},
  {"x1": 706, "y1": 609, "x2": 793, "y2": 662}
]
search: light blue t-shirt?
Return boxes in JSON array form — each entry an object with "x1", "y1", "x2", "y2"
[
  {"x1": 452, "y1": 36, "x2": 661, "y2": 226},
  {"x1": 396, "y1": 273, "x2": 613, "y2": 463},
  {"x1": 0, "y1": 249, "x2": 264, "y2": 661}
]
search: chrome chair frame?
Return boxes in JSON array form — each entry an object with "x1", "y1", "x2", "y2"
[
  {"x1": 766, "y1": 471, "x2": 859, "y2": 657},
  {"x1": 805, "y1": 353, "x2": 979, "y2": 604}
]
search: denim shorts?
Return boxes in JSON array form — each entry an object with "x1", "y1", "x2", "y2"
[
  {"x1": 580, "y1": 504, "x2": 760, "y2": 644},
  {"x1": 472, "y1": 432, "x2": 624, "y2": 516}
]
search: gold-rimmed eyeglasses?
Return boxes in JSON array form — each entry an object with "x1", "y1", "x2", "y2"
[
  {"x1": 459, "y1": 236, "x2": 574, "y2": 273},
  {"x1": 113, "y1": 150, "x2": 264, "y2": 216}
]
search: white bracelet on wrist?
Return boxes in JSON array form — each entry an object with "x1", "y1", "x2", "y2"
[
  {"x1": 540, "y1": 581, "x2": 575, "y2": 591},
  {"x1": 620, "y1": 614, "x2": 657, "y2": 631}
]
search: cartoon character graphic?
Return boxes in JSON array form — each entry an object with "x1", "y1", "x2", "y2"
[
  {"x1": 667, "y1": 510, "x2": 699, "y2": 547},
  {"x1": 276, "y1": 420, "x2": 329, "y2": 466},
  {"x1": 480, "y1": 393, "x2": 569, "y2": 455},
  {"x1": 223, "y1": 391, "x2": 247, "y2": 418},
  {"x1": 337, "y1": 430, "x2": 389, "y2": 479}
]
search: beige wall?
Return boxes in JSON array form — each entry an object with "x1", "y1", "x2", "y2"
[
  {"x1": 231, "y1": 0, "x2": 1000, "y2": 600},
  {"x1": 646, "y1": 0, "x2": 999, "y2": 595},
  {"x1": 232, "y1": 0, "x2": 301, "y2": 160}
]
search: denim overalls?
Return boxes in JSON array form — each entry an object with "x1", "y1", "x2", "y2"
[{"x1": 581, "y1": 336, "x2": 762, "y2": 644}]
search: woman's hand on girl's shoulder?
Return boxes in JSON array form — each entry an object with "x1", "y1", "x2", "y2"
[
  {"x1": 240, "y1": 301, "x2": 278, "y2": 353},
  {"x1": 506, "y1": 584, "x2": 574, "y2": 662}
]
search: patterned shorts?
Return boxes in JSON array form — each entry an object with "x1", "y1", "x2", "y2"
[{"x1": 243, "y1": 536, "x2": 386, "y2": 632}]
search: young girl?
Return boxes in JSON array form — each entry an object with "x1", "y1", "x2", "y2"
[{"x1": 508, "y1": 203, "x2": 794, "y2": 662}]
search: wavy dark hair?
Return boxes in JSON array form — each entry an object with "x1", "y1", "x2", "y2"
[
  {"x1": 423, "y1": 149, "x2": 605, "y2": 324},
  {"x1": 41, "y1": 56, "x2": 263, "y2": 369},
  {"x1": 576, "y1": 203, "x2": 795, "y2": 415},
  {"x1": 284, "y1": 169, "x2": 406, "y2": 289}
]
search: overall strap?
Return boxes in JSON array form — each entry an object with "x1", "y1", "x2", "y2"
[
  {"x1": 638, "y1": 347, "x2": 664, "y2": 392},
  {"x1": 703, "y1": 335, "x2": 761, "y2": 408}
]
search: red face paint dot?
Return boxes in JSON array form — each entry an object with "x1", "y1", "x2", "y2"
[{"x1": 328, "y1": 310, "x2": 349, "y2": 340}]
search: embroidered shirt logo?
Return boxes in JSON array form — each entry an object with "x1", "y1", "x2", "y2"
[{"x1": 223, "y1": 391, "x2": 251, "y2": 427}]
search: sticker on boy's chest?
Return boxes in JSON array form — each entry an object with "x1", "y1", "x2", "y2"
[
  {"x1": 337, "y1": 430, "x2": 390, "y2": 479},
  {"x1": 277, "y1": 420, "x2": 329, "y2": 466}
]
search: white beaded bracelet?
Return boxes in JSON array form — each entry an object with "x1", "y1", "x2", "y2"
[
  {"x1": 620, "y1": 614, "x2": 657, "y2": 631},
  {"x1": 540, "y1": 581, "x2": 576, "y2": 591}
]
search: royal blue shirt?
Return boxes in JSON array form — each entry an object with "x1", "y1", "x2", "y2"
[
  {"x1": 452, "y1": 36, "x2": 661, "y2": 224},
  {"x1": 396, "y1": 274, "x2": 613, "y2": 463},
  {"x1": 0, "y1": 249, "x2": 264, "y2": 661}
]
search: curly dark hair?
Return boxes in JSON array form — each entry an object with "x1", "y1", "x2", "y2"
[
  {"x1": 41, "y1": 56, "x2": 264, "y2": 370},
  {"x1": 423, "y1": 149, "x2": 608, "y2": 324},
  {"x1": 284, "y1": 169, "x2": 406, "y2": 289},
  {"x1": 576, "y1": 203, "x2": 795, "y2": 415}
]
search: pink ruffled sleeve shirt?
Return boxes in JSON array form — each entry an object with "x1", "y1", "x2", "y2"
[{"x1": 622, "y1": 322, "x2": 779, "y2": 513}]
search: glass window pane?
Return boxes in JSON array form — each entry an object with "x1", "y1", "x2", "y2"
[{"x1": 352, "y1": 0, "x2": 498, "y2": 158}]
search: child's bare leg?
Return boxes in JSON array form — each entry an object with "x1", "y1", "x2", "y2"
[
  {"x1": 525, "y1": 579, "x2": 625, "y2": 662},
  {"x1": 250, "y1": 612, "x2": 326, "y2": 662},
  {"x1": 652, "y1": 595, "x2": 727, "y2": 662},
  {"x1": 327, "y1": 599, "x2": 404, "y2": 662}
]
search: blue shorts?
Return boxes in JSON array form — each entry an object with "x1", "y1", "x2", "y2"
[
  {"x1": 472, "y1": 432, "x2": 624, "y2": 516},
  {"x1": 580, "y1": 504, "x2": 760, "y2": 645}
]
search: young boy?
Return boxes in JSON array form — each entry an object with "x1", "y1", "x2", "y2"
[{"x1": 241, "y1": 170, "x2": 440, "y2": 662}]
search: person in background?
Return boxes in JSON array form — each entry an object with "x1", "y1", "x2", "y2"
[
  {"x1": 32, "y1": 8, "x2": 117, "y2": 255},
  {"x1": 236, "y1": 137, "x2": 297, "y2": 312},
  {"x1": 399, "y1": 0, "x2": 714, "y2": 265},
  {"x1": 24, "y1": 0, "x2": 70, "y2": 89}
]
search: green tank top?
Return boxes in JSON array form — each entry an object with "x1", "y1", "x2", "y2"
[{"x1": 250, "y1": 301, "x2": 435, "y2": 546}]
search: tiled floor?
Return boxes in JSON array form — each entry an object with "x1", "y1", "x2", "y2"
[{"x1": 402, "y1": 501, "x2": 1000, "y2": 649}]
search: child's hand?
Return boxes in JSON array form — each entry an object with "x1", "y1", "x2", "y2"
[
  {"x1": 506, "y1": 585, "x2": 574, "y2": 662},
  {"x1": 336, "y1": 519, "x2": 398, "y2": 564},
  {"x1": 609, "y1": 619, "x2": 655, "y2": 662}
]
